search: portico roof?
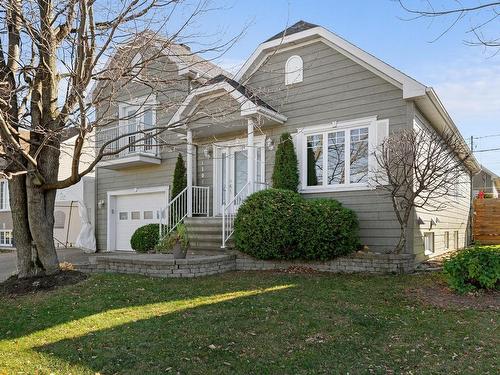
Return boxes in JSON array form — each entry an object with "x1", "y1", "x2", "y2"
[{"x1": 168, "y1": 74, "x2": 287, "y2": 135}]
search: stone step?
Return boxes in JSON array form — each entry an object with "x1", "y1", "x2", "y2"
[
  {"x1": 184, "y1": 217, "x2": 222, "y2": 224},
  {"x1": 190, "y1": 240, "x2": 233, "y2": 250},
  {"x1": 189, "y1": 233, "x2": 224, "y2": 241}
]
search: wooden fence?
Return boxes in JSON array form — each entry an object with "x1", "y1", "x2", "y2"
[{"x1": 473, "y1": 198, "x2": 500, "y2": 245}]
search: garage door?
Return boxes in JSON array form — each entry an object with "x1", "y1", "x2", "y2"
[{"x1": 115, "y1": 192, "x2": 165, "y2": 251}]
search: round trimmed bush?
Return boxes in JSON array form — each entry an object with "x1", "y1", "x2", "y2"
[
  {"x1": 297, "y1": 199, "x2": 360, "y2": 261},
  {"x1": 234, "y1": 189, "x2": 360, "y2": 261},
  {"x1": 443, "y1": 246, "x2": 500, "y2": 294},
  {"x1": 130, "y1": 224, "x2": 161, "y2": 253},
  {"x1": 234, "y1": 189, "x2": 303, "y2": 260}
]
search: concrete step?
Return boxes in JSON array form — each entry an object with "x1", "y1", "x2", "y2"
[{"x1": 184, "y1": 217, "x2": 222, "y2": 224}]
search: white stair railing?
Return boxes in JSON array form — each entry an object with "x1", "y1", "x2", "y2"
[
  {"x1": 222, "y1": 182, "x2": 250, "y2": 249},
  {"x1": 160, "y1": 186, "x2": 210, "y2": 238},
  {"x1": 221, "y1": 181, "x2": 269, "y2": 248}
]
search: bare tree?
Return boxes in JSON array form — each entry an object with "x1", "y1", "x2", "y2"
[
  {"x1": 398, "y1": 1, "x2": 500, "y2": 52},
  {"x1": 373, "y1": 127, "x2": 472, "y2": 254},
  {"x1": 0, "y1": 0, "x2": 242, "y2": 277}
]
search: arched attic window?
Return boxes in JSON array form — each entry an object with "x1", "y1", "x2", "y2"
[
  {"x1": 130, "y1": 53, "x2": 142, "y2": 78},
  {"x1": 285, "y1": 55, "x2": 303, "y2": 85}
]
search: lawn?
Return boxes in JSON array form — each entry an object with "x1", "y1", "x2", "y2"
[{"x1": 0, "y1": 271, "x2": 498, "y2": 374}]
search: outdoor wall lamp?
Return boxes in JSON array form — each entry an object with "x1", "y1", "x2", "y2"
[
  {"x1": 203, "y1": 147, "x2": 212, "y2": 159},
  {"x1": 266, "y1": 137, "x2": 274, "y2": 151},
  {"x1": 98, "y1": 200, "x2": 106, "y2": 209}
]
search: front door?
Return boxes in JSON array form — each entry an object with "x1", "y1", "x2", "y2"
[{"x1": 214, "y1": 141, "x2": 265, "y2": 215}]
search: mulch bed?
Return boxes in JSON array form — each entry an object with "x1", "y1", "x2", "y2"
[
  {"x1": 0, "y1": 270, "x2": 87, "y2": 297},
  {"x1": 406, "y1": 280, "x2": 499, "y2": 311}
]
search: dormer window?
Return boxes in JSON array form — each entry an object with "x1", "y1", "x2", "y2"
[{"x1": 285, "y1": 55, "x2": 303, "y2": 85}]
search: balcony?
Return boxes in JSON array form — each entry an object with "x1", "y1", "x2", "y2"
[{"x1": 96, "y1": 124, "x2": 161, "y2": 170}]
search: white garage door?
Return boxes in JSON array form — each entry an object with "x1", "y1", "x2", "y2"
[{"x1": 115, "y1": 192, "x2": 165, "y2": 251}]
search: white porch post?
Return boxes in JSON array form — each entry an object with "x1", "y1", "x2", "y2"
[
  {"x1": 247, "y1": 117, "x2": 255, "y2": 194},
  {"x1": 186, "y1": 129, "x2": 193, "y2": 217}
]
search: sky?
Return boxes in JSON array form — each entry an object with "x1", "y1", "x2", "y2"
[{"x1": 192, "y1": 0, "x2": 500, "y2": 174}]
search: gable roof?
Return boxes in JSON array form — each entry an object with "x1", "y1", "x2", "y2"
[
  {"x1": 234, "y1": 22, "x2": 480, "y2": 173},
  {"x1": 206, "y1": 75, "x2": 277, "y2": 112},
  {"x1": 90, "y1": 31, "x2": 230, "y2": 101},
  {"x1": 265, "y1": 20, "x2": 319, "y2": 42}
]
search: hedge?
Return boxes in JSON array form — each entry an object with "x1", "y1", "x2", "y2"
[
  {"x1": 297, "y1": 198, "x2": 360, "y2": 260},
  {"x1": 234, "y1": 189, "x2": 304, "y2": 260},
  {"x1": 443, "y1": 246, "x2": 500, "y2": 294},
  {"x1": 234, "y1": 189, "x2": 360, "y2": 261},
  {"x1": 130, "y1": 224, "x2": 161, "y2": 253}
]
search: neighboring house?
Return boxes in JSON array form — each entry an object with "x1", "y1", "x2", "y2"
[
  {"x1": 472, "y1": 165, "x2": 499, "y2": 198},
  {"x1": 95, "y1": 21, "x2": 480, "y2": 262},
  {"x1": 0, "y1": 131, "x2": 96, "y2": 250},
  {"x1": 0, "y1": 178, "x2": 13, "y2": 248}
]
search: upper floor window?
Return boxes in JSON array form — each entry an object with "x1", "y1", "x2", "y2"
[
  {"x1": 0, "y1": 180, "x2": 9, "y2": 211},
  {"x1": 285, "y1": 55, "x2": 303, "y2": 85}
]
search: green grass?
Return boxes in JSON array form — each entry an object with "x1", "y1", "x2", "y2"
[{"x1": 0, "y1": 272, "x2": 498, "y2": 374}]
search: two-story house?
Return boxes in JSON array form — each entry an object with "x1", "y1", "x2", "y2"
[{"x1": 95, "y1": 21, "x2": 480, "y2": 262}]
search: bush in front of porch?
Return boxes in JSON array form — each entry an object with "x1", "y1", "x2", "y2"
[
  {"x1": 131, "y1": 224, "x2": 161, "y2": 253},
  {"x1": 272, "y1": 132, "x2": 299, "y2": 192},
  {"x1": 234, "y1": 189, "x2": 360, "y2": 261}
]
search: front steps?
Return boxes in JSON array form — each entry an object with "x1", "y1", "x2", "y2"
[{"x1": 184, "y1": 217, "x2": 234, "y2": 251}]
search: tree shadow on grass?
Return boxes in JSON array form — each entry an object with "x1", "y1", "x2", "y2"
[
  {"x1": 25, "y1": 274, "x2": 412, "y2": 374},
  {"x1": 0, "y1": 272, "x2": 300, "y2": 342}
]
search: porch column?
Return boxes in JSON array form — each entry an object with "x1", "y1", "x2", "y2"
[
  {"x1": 186, "y1": 129, "x2": 193, "y2": 217},
  {"x1": 247, "y1": 117, "x2": 255, "y2": 194}
]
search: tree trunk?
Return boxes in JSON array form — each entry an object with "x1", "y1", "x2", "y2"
[
  {"x1": 9, "y1": 175, "x2": 38, "y2": 278},
  {"x1": 394, "y1": 223, "x2": 407, "y2": 255},
  {"x1": 26, "y1": 181, "x2": 60, "y2": 275}
]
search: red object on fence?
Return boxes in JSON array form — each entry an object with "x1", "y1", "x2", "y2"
[{"x1": 478, "y1": 190, "x2": 485, "y2": 199}]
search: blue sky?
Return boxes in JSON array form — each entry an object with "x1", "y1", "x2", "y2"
[{"x1": 194, "y1": 0, "x2": 500, "y2": 174}]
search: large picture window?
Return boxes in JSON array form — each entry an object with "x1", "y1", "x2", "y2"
[{"x1": 304, "y1": 125, "x2": 369, "y2": 189}]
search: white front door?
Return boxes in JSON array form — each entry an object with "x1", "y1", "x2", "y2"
[
  {"x1": 115, "y1": 192, "x2": 164, "y2": 251},
  {"x1": 214, "y1": 140, "x2": 265, "y2": 215}
]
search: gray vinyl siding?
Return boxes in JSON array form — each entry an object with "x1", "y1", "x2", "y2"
[
  {"x1": 411, "y1": 108, "x2": 472, "y2": 262},
  {"x1": 241, "y1": 41, "x2": 408, "y2": 253},
  {"x1": 95, "y1": 57, "x2": 191, "y2": 251}
]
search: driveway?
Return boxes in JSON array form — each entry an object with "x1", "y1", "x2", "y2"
[{"x1": 0, "y1": 248, "x2": 96, "y2": 282}]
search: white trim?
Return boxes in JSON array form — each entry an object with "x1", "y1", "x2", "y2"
[
  {"x1": 285, "y1": 55, "x2": 303, "y2": 85},
  {"x1": 297, "y1": 117, "x2": 376, "y2": 193},
  {"x1": 0, "y1": 229, "x2": 13, "y2": 247},
  {"x1": 168, "y1": 81, "x2": 287, "y2": 128},
  {"x1": 0, "y1": 180, "x2": 10, "y2": 212},
  {"x1": 106, "y1": 186, "x2": 169, "y2": 252},
  {"x1": 97, "y1": 154, "x2": 161, "y2": 169},
  {"x1": 212, "y1": 136, "x2": 266, "y2": 215},
  {"x1": 234, "y1": 26, "x2": 426, "y2": 99}
]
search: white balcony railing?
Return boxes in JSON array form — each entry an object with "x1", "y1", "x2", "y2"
[{"x1": 96, "y1": 123, "x2": 159, "y2": 160}]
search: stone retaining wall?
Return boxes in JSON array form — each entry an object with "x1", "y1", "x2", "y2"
[
  {"x1": 78, "y1": 251, "x2": 415, "y2": 278},
  {"x1": 84, "y1": 254, "x2": 236, "y2": 278},
  {"x1": 235, "y1": 252, "x2": 415, "y2": 274}
]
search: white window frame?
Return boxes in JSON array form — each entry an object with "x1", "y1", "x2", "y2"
[
  {"x1": 424, "y1": 232, "x2": 435, "y2": 255},
  {"x1": 0, "y1": 180, "x2": 9, "y2": 211},
  {"x1": 0, "y1": 230, "x2": 13, "y2": 247},
  {"x1": 297, "y1": 117, "x2": 379, "y2": 193},
  {"x1": 454, "y1": 230, "x2": 459, "y2": 250},
  {"x1": 118, "y1": 97, "x2": 158, "y2": 154},
  {"x1": 285, "y1": 55, "x2": 303, "y2": 85}
]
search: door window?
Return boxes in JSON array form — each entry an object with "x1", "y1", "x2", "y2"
[{"x1": 234, "y1": 149, "x2": 248, "y2": 196}]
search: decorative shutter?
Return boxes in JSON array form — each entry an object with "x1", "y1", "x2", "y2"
[{"x1": 370, "y1": 119, "x2": 390, "y2": 184}]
